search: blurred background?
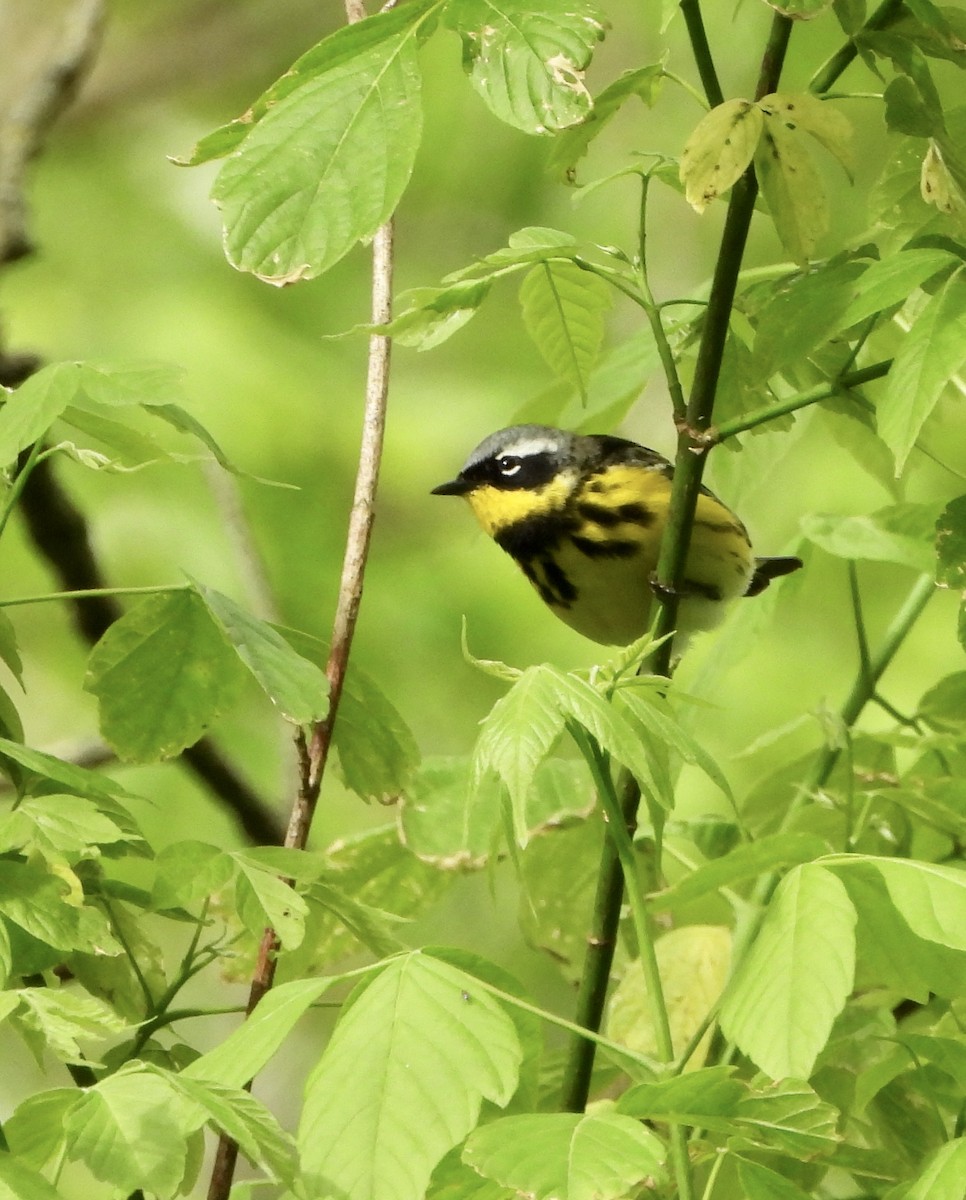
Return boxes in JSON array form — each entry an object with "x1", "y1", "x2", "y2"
[{"x1": 1, "y1": 0, "x2": 964, "y2": 1191}]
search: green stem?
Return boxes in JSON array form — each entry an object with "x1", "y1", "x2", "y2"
[
  {"x1": 637, "y1": 175, "x2": 688, "y2": 422},
  {"x1": 661, "y1": 69, "x2": 711, "y2": 112},
  {"x1": 848, "y1": 561, "x2": 872, "y2": 690},
  {"x1": 809, "y1": 0, "x2": 906, "y2": 94},
  {"x1": 571, "y1": 726, "x2": 693, "y2": 1200},
  {"x1": 678, "y1": 0, "x2": 724, "y2": 107},
  {"x1": 654, "y1": 9, "x2": 794, "y2": 666},
  {"x1": 711, "y1": 360, "x2": 892, "y2": 441},
  {"x1": 811, "y1": 572, "x2": 935, "y2": 795},
  {"x1": 0, "y1": 439, "x2": 45, "y2": 543},
  {"x1": 728, "y1": 572, "x2": 935, "y2": 959},
  {"x1": 0, "y1": 583, "x2": 187, "y2": 608}
]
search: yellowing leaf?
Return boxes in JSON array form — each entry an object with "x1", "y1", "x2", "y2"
[
  {"x1": 758, "y1": 91, "x2": 853, "y2": 178},
  {"x1": 607, "y1": 926, "x2": 731, "y2": 1070},
  {"x1": 755, "y1": 110, "x2": 828, "y2": 263},
  {"x1": 681, "y1": 99, "x2": 763, "y2": 212},
  {"x1": 921, "y1": 139, "x2": 966, "y2": 215}
]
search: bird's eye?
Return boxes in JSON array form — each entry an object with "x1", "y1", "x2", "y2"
[{"x1": 497, "y1": 456, "x2": 522, "y2": 477}]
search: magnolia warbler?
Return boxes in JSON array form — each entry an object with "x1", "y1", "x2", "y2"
[{"x1": 432, "y1": 424, "x2": 802, "y2": 647}]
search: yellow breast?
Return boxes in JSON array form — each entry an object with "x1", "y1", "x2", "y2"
[{"x1": 464, "y1": 461, "x2": 754, "y2": 646}]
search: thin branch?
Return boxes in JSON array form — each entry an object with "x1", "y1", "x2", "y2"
[{"x1": 207, "y1": 2, "x2": 396, "y2": 1189}]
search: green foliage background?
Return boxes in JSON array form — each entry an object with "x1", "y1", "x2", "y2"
[{"x1": 1, "y1": 0, "x2": 966, "y2": 1197}]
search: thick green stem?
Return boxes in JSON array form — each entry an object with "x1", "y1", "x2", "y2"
[
  {"x1": 559, "y1": 0, "x2": 794, "y2": 1149},
  {"x1": 678, "y1": 0, "x2": 724, "y2": 108},
  {"x1": 809, "y1": 0, "x2": 906, "y2": 94}
]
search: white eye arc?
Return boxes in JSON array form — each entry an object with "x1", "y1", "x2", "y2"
[{"x1": 498, "y1": 456, "x2": 522, "y2": 477}]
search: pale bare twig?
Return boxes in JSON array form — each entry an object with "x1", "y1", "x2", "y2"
[{"x1": 206, "y1": 0, "x2": 396, "y2": 1191}]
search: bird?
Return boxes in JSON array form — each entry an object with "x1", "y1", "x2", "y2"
[{"x1": 432, "y1": 424, "x2": 802, "y2": 648}]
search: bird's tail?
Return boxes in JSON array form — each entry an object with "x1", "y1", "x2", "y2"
[{"x1": 746, "y1": 555, "x2": 803, "y2": 597}]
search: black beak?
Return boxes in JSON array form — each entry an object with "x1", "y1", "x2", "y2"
[{"x1": 431, "y1": 477, "x2": 473, "y2": 496}]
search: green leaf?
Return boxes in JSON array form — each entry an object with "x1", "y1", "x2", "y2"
[
  {"x1": 547, "y1": 63, "x2": 665, "y2": 181},
  {"x1": 0, "y1": 860, "x2": 115, "y2": 954},
  {"x1": 751, "y1": 261, "x2": 867, "y2": 382},
  {"x1": 901, "y1": 1138, "x2": 966, "y2": 1200},
  {"x1": 0, "y1": 364, "x2": 73, "y2": 463},
  {"x1": 63, "y1": 1066, "x2": 192, "y2": 1195},
  {"x1": 614, "y1": 686, "x2": 733, "y2": 801},
  {"x1": 755, "y1": 106, "x2": 829, "y2": 263},
  {"x1": 449, "y1": 0, "x2": 606, "y2": 135},
  {"x1": 169, "y1": 1074, "x2": 298, "y2": 1184},
  {"x1": 209, "y1": 1, "x2": 437, "y2": 282},
  {"x1": 5, "y1": 794, "x2": 132, "y2": 860},
  {"x1": 801, "y1": 502, "x2": 943, "y2": 572},
  {"x1": 475, "y1": 665, "x2": 663, "y2": 845},
  {"x1": 0, "y1": 738, "x2": 134, "y2": 802},
  {"x1": 883, "y1": 74, "x2": 941, "y2": 137},
  {"x1": 285, "y1": 827, "x2": 451, "y2": 971},
  {"x1": 650, "y1": 833, "x2": 829, "y2": 912},
  {"x1": 192, "y1": 582, "x2": 329, "y2": 725},
  {"x1": 519, "y1": 816, "x2": 605, "y2": 981},
  {"x1": 719, "y1": 864, "x2": 856, "y2": 1079},
  {"x1": 15, "y1": 988, "x2": 127, "y2": 1065},
  {"x1": 519, "y1": 328, "x2": 662, "y2": 433},
  {"x1": 84, "y1": 589, "x2": 244, "y2": 762},
  {"x1": 3, "y1": 1089, "x2": 78, "y2": 1171},
  {"x1": 473, "y1": 665, "x2": 569, "y2": 839},
  {"x1": 0, "y1": 1154, "x2": 64, "y2": 1200},
  {"x1": 334, "y1": 665, "x2": 420, "y2": 802},
  {"x1": 0, "y1": 363, "x2": 85, "y2": 466},
  {"x1": 463, "y1": 1111, "x2": 666, "y2": 1200},
  {"x1": 519, "y1": 260, "x2": 612, "y2": 399},
  {"x1": 184, "y1": 976, "x2": 334, "y2": 1088},
  {"x1": 860, "y1": 856, "x2": 966, "y2": 952},
  {"x1": 145, "y1": 403, "x2": 251, "y2": 475},
  {"x1": 731, "y1": 1079, "x2": 840, "y2": 1156},
  {"x1": 306, "y1": 878, "x2": 407, "y2": 960},
  {"x1": 358, "y1": 279, "x2": 492, "y2": 349},
  {"x1": 553, "y1": 670, "x2": 666, "y2": 805},
  {"x1": 71, "y1": 360, "x2": 187, "y2": 408},
  {"x1": 936, "y1": 495, "x2": 966, "y2": 587},
  {"x1": 299, "y1": 951, "x2": 521, "y2": 1200},
  {"x1": 151, "y1": 840, "x2": 235, "y2": 910},
  {"x1": 401, "y1": 755, "x2": 592, "y2": 867},
  {"x1": 607, "y1": 926, "x2": 731, "y2": 1069},
  {"x1": 838, "y1": 247, "x2": 957, "y2": 329},
  {"x1": 623, "y1": 1073, "x2": 838, "y2": 1155},
  {"x1": 0, "y1": 610, "x2": 23, "y2": 685},
  {"x1": 734, "y1": 1155, "x2": 813, "y2": 1200},
  {"x1": 918, "y1": 671, "x2": 966, "y2": 731},
  {"x1": 878, "y1": 269, "x2": 966, "y2": 475},
  {"x1": 681, "y1": 99, "x2": 764, "y2": 212},
  {"x1": 618, "y1": 1066, "x2": 746, "y2": 1124},
  {"x1": 231, "y1": 851, "x2": 309, "y2": 949}
]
